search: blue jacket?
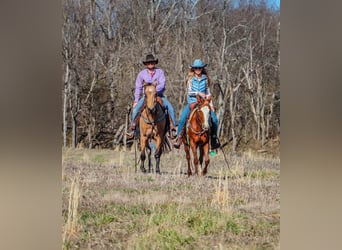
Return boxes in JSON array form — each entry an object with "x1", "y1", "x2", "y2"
[{"x1": 187, "y1": 74, "x2": 209, "y2": 104}]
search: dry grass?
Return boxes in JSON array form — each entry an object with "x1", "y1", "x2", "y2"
[
  {"x1": 63, "y1": 173, "x2": 81, "y2": 244},
  {"x1": 62, "y1": 147, "x2": 279, "y2": 249}
]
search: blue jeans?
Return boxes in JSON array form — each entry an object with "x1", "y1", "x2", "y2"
[
  {"x1": 177, "y1": 103, "x2": 218, "y2": 136},
  {"x1": 177, "y1": 104, "x2": 190, "y2": 135},
  {"x1": 132, "y1": 96, "x2": 177, "y2": 126}
]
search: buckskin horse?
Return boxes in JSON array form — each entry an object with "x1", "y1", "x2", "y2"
[
  {"x1": 138, "y1": 81, "x2": 167, "y2": 174},
  {"x1": 182, "y1": 95, "x2": 212, "y2": 177}
]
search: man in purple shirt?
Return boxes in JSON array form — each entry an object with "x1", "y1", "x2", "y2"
[{"x1": 127, "y1": 54, "x2": 177, "y2": 137}]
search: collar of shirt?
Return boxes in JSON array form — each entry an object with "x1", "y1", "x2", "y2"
[{"x1": 148, "y1": 69, "x2": 155, "y2": 78}]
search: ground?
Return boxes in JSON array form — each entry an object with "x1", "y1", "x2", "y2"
[{"x1": 62, "y1": 145, "x2": 280, "y2": 249}]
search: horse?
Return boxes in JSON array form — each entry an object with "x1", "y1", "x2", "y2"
[
  {"x1": 138, "y1": 81, "x2": 167, "y2": 174},
  {"x1": 182, "y1": 95, "x2": 212, "y2": 177}
]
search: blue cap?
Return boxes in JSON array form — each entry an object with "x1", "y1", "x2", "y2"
[{"x1": 190, "y1": 59, "x2": 207, "y2": 68}]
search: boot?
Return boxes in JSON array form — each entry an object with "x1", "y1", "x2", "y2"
[
  {"x1": 210, "y1": 134, "x2": 221, "y2": 150},
  {"x1": 125, "y1": 124, "x2": 136, "y2": 139},
  {"x1": 169, "y1": 123, "x2": 177, "y2": 139},
  {"x1": 173, "y1": 136, "x2": 182, "y2": 149}
]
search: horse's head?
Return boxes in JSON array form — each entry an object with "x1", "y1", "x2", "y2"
[
  {"x1": 143, "y1": 80, "x2": 158, "y2": 113},
  {"x1": 196, "y1": 95, "x2": 212, "y2": 131}
]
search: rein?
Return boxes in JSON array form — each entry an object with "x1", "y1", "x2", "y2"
[
  {"x1": 188, "y1": 105, "x2": 210, "y2": 136},
  {"x1": 140, "y1": 102, "x2": 165, "y2": 126}
]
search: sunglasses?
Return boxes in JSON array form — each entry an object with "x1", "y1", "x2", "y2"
[{"x1": 193, "y1": 67, "x2": 203, "y2": 70}]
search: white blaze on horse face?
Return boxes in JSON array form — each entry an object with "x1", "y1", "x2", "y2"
[
  {"x1": 145, "y1": 86, "x2": 156, "y2": 111},
  {"x1": 201, "y1": 106, "x2": 210, "y2": 129}
]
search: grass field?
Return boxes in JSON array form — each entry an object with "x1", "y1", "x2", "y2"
[{"x1": 62, "y1": 145, "x2": 280, "y2": 249}]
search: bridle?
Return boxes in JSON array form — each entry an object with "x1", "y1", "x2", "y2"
[
  {"x1": 141, "y1": 91, "x2": 165, "y2": 127},
  {"x1": 189, "y1": 102, "x2": 211, "y2": 136}
]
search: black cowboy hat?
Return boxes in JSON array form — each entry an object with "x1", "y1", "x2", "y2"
[{"x1": 143, "y1": 54, "x2": 158, "y2": 65}]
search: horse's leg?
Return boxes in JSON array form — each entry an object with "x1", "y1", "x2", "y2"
[
  {"x1": 190, "y1": 141, "x2": 199, "y2": 176},
  {"x1": 199, "y1": 146, "x2": 204, "y2": 166},
  {"x1": 146, "y1": 144, "x2": 152, "y2": 173},
  {"x1": 202, "y1": 142, "x2": 210, "y2": 176},
  {"x1": 140, "y1": 137, "x2": 147, "y2": 173},
  {"x1": 183, "y1": 138, "x2": 192, "y2": 177},
  {"x1": 154, "y1": 136, "x2": 163, "y2": 174}
]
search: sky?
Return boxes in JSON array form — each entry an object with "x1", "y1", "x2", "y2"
[
  {"x1": 232, "y1": 0, "x2": 280, "y2": 10},
  {"x1": 267, "y1": 0, "x2": 280, "y2": 9}
]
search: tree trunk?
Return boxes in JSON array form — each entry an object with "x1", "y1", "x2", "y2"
[{"x1": 63, "y1": 59, "x2": 70, "y2": 147}]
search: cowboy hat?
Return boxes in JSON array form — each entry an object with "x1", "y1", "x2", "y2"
[
  {"x1": 190, "y1": 59, "x2": 207, "y2": 68},
  {"x1": 143, "y1": 54, "x2": 158, "y2": 65}
]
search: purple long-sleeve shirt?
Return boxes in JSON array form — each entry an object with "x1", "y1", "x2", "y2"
[{"x1": 134, "y1": 68, "x2": 166, "y2": 102}]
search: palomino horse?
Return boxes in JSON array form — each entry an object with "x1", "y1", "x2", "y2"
[
  {"x1": 182, "y1": 95, "x2": 212, "y2": 177},
  {"x1": 139, "y1": 81, "x2": 166, "y2": 174}
]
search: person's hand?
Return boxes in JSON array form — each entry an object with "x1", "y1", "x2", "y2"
[
  {"x1": 198, "y1": 92, "x2": 206, "y2": 99},
  {"x1": 133, "y1": 101, "x2": 137, "y2": 108}
]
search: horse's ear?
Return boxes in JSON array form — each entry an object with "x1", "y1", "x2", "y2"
[
  {"x1": 143, "y1": 80, "x2": 147, "y2": 88},
  {"x1": 153, "y1": 80, "x2": 158, "y2": 87},
  {"x1": 207, "y1": 95, "x2": 212, "y2": 102}
]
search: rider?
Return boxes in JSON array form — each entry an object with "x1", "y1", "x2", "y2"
[
  {"x1": 127, "y1": 54, "x2": 177, "y2": 138},
  {"x1": 173, "y1": 59, "x2": 221, "y2": 150}
]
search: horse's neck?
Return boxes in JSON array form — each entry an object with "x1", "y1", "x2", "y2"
[
  {"x1": 189, "y1": 108, "x2": 202, "y2": 130},
  {"x1": 143, "y1": 102, "x2": 163, "y2": 119}
]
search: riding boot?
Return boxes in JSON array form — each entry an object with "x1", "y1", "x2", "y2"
[
  {"x1": 173, "y1": 136, "x2": 182, "y2": 149},
  {"x1": 126, "y1": 124, "x2": 136, "y2": 139},
  {"x1": 173, "y1": 126, "x2": 185, "y2": 149},
  {"x1": 210, "y1": 134, "x2": 221, "y2": 150},
  {"x1": 169, "y1": 123, "x2": 177, "y2": 139}
]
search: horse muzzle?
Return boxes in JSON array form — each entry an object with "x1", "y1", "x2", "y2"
[
  {"x1": 148, "y1": 106, "x2": 156, "y2": 113},
  {"x1": 202, "y1": 124, "x2": 209, "y2": 131}
]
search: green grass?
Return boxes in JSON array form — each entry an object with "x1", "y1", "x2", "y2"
[
  {"x1": 93, "y1": 154, "x2": 106, "y2": 163},
  {"x1": 62, "y1": 149, "x2": 280, "y2": 249}
]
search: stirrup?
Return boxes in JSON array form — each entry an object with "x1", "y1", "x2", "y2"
[
  {"x1": 210, "y1": 136, "x2": 221, "y2": 150},
  {"x1": 126, "y1": 131, "x2": 134, "y2": 139},
  {"x1": 126, "y1": 125, "x2": 136, "y2": 139},
  {"x1": 173, "y1": 136, "x2": 182, "y2": 149},
  {"x1": 170, "y1": 129, "x2": 177, "y2": 139}
]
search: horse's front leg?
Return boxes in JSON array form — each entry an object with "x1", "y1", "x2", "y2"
[
  {"x1": 199, "y1": 146, "x2": 204, "y2": 167},
  {"x1": 190, "y1": 141, "x2": 199, "y2": 176},
  {"x1": 140, "y1": 136, "x2": 147, "y2": 173},
  {"x1": 183, "y1": 137, "x2": 192, "y2": 177},
  {"x1": 154, "y1": 136, "x2": 163, "y2": 174},
  {"x1": 145, "y1": 143, "x2": 152, "y2": 173},
  {"x1": 202, "y1": 142, "x2": 210, "y2": 176}
]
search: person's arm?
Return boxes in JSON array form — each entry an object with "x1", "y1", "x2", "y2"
[
  {"x1": 155, "y1": 69, "x2": 166, "y2": 94},
  {"x1": 134, "y1": 72, "x2": 144, "y2": 104},
  {"x1": 187, "y1": 78, "x2": 197, "y2": 96}
]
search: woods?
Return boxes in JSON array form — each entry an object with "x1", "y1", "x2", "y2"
[{"x1": 62, "y1": 0, "x2": 280, "y2": 151}]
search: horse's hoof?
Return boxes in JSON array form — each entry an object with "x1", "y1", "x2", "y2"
[
  {"x1": 140, "y1": 167, "x2": 146, "y2": 173},
  {"x1": 156, "y1": 168, "x2": 161, "y2": 174}
]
